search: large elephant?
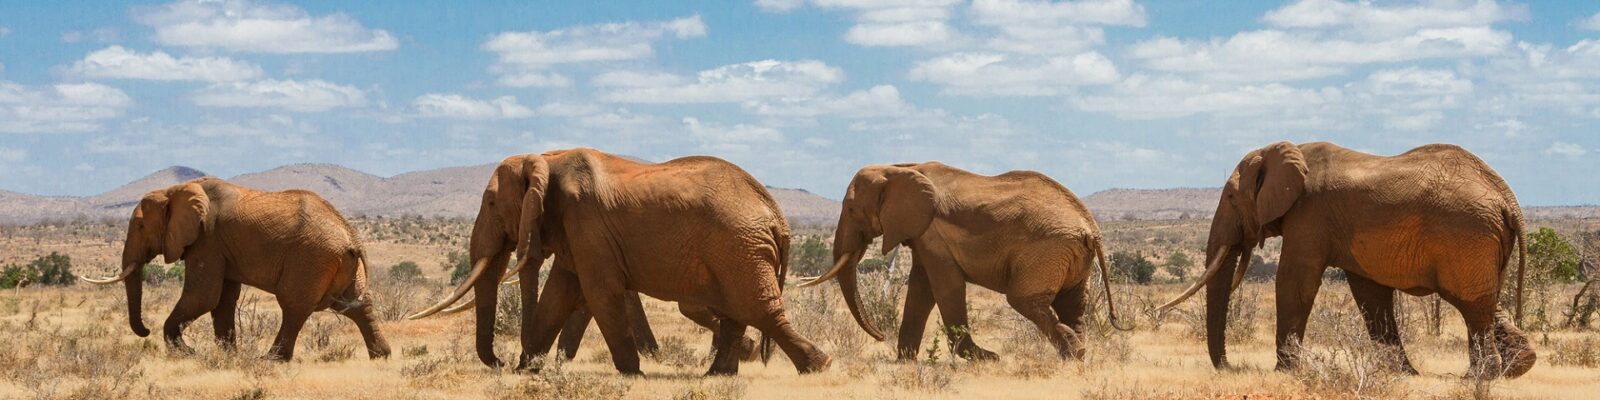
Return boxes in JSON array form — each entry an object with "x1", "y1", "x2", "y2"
[
  {"x1": 1158, "y1": 141, "x2": 1534, "y2": 379},
  {"x1": 410, "y1": 148, "x2": 828, "y2": 375},
  {"x1": 804, "y1": 162, "x2": 1127, "y2": 361},
  {"x1": 82, "y1": 178, "x2": 391, "y2": 361}
]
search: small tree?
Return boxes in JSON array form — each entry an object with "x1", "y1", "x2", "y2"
[
  {"x1": 1110, "y1": 251, "x2": 1157, "y2": 284},
  {"x1": 1164, "y1": 251, "x2": 1193, "y2": 281},
  {"x1": 0, "y1": 263, "x2": 37, "y2": 289},
  {"x1": 790, "y1": 235, "x2": 831, "y2": 277},
  {"x1": 144, "y1": 262, "x2": 185, "y2": 285},
  {"x1": 1528, "y1": 228, "x2": 1581, "y2": 283},
  {"x1": 389, "y1": 261, "x2": 423, "y2": 282},
  {"x1": 30, "y1": 252, "x2": 75, "y2": 286},
  {"x1": 443, "y1": 251, "x2": 472, "y2": 285}
]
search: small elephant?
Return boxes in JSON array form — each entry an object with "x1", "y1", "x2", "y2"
[
  {"x1": 805, "y1": 162, "x2": 1127, "y2": 361},
  {"x1": 84, "y1": 178, "x2": 391, "y2": 361},
  {"x1": 411, "y1": 148, "x2": 828, "y2": 376},
  {"x1": 1158, "y1": 141, "x2": 1535, "y2": 379}
]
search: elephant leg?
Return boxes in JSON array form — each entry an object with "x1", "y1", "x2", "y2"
[
  {"x1": 211, "y1": 280, "x2": 243, "y2": 351},
  {"x1": 1444, "y1": 294, "x2": 1503, "y2": 379},
  {"x1": 164, "y1": 255, "x2": 227, "y2": 355},
  {"x1": 682, "y1": 303, "x2": 755, "y2": 361},
  {"x1": 1493, "y1": 309, "x2": 1536, "y2": 378},
  {"x1": 926, "y1": 260, "x2": 994, "y2": 361},
  {"x1": 738, "y1": 307, "x2": 830, "y2": 374},
  {"x1": 335, "y1": 298, "x2": 392, "y2": 359},
  {"x1": 522, "y1": 268, "x2": 583, "y2": 371},
  {"x1": 577, "y1": 283, "x2": 643, "y2": 375},
  {"x1": 1049, "y1": 285, "x2": 1088, "y2": 358},
  {"x1": 706, "y1": 311, "x2": 748, "y2": 376},
  {"x1": 1009, "y1": 292, "x2": 1083, "y2": 360},
  {"x1": 896, "y1": 262, "x2": 936, "y2": 361},
  {"x1": 556, "y1": 306, "x2": 592, "y2": 360},
  {"x1": 1346, "y1": 273, "x2": 1417, "y2": 374},
  {"x1": 1272, "y1": 256, "x2": 1326, "y2": 371},
  {"x1": 624, "y1": 291, "x2": 660, "y2": 356},
  {"x1": 265, "y1": 302, "x2": 313, "y2": 361}
]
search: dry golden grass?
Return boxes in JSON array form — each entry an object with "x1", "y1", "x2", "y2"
[{"x1": 2, "y1": 218, "x2": 1596, "y2": 399}]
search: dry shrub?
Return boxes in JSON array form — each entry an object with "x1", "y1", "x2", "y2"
[
  {"x1": 654, "y1": 335, "x2": 702, "y2": 370},
  {"x1": 670, "y1": 377, "x2": 749, "y2": 400},
  {"x1": 879, "y1": 363, "x2": 956, "y2": 394},
  {"x1": 785, "y1": 284, "x2": 866, "y2": 356},
  {"x1": 1289, "y1": 304, "x2": 1408, "y2": 400},
  {"x1": 369, "y1": 273, "x2": 444, "y2": 321},
  {"x1": 1545, "y1": 333, "x2": 1600, "y2": 367},
  {"x1": 0, "y1": 322, "x2": 149, "y2": 399},
  {"x1": 489, "y1": 355, "x2": 630, "y2": 400}
]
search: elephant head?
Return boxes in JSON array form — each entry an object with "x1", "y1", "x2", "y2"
[
  {"x1": 1158, "y1": 141, "x2": 1307, "y2": 367},
  {"x1": 802, "y1": 164, "x2": 938, "y2": 341},
  {"x1": 82, "y1": 181, "x2": 213, "y2": 338},
  {"x1": 408, "y1": 153, "x2": 550, "y2": 367}
]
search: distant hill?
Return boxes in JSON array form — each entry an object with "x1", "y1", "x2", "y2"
[
  {"x1": 1083, "y1": 188, "x2": 1219, "y2": 221},
  {"x1": 0, "y1": 163, "x2": 840, "y2": 226},
  {"x1": 3, "y1": 171, "x2": 1592, "y2": 226}
]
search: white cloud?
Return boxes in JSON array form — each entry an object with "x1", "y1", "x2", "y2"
[
  {"x1": 70, "y1": 46, "x2": 263, "y2": 82},
  {"x1": 597, "y1": 59, "x2": 844, "y2": 103},
  {"x1": 484, "y1": 15, "x2": 705, "y2": 87},
  {"x1": 909, "y1": 52, "x2": 1120, "y2": 96},
  {"x1": 413, "y1": 93, "x2": 534, "y2": 120},
  {"x1": 1362, "y1": 67, "x2": 1473, "y2": 96},
  {"x1": 755, "y1": 0, "x2": 806, "y2": 13},
  {"x1": 535, "y1": 102, "x2": 602, "y2": 118},
  {"x1": 0, "y1": 82, "x2": 132, "y2": 133},
  {"x1": 971, "y1": 0, "x2": 1146, "y2": 27},
  {"x1": 1263, "y1": 0, "x2": 1525, "y2": 39},
  {"x1": 192, "y1": 79, "x2": 367, "y2": 112},
  {"x1": 1071, "y1": 74, "x2": 1339, "y2": 119},
  {"x1": 1582, "y1": 11, "x2": 1600, "y2": 31},
  {"x1": 683, "y1": 117, "x2": 784, "y2": 143},
  {"x1": 1545, "y1": 141, "x2": 1587, "y2": 157},
  {"x1": 495, "y1": 71, "x2": 573, "y2": 88},
  {"x1": 133, "y1": 0, "x2": 397, "y2": 53},
  {"x1": 1131, "y1": 28, "x2": 1510, "y2": 83},
  {"x1": 814, "y1": 0, "x2": 965, "y2": 49},
  {"x1": 192, "y1": 114, "x2": 317, "y2": 148},
  {"x1": 742, "y1": 85, "x2": 915, "y2": 118}
]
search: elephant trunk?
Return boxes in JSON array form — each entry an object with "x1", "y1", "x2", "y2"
[
  {"x1": 121, "y1": 261, "x2": 150, "y2": 337},
  {"x1": 470, "y1": 253, "x2": 506, "y2": 368},
  {"x1": 1204, "y1": 246, "x2": 1244, "y2": 368}
]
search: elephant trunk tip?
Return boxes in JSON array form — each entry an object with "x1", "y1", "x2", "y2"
[{"x1": 131, "y1": 322, "x2": 150, "y2": 337}]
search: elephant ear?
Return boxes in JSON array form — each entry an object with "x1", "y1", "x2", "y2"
[
  {"x1": 514, "y1": 155, "x2": 551, "y2": 266},
  {"x1": 163, "y1": 182, "x2": 210, "y2": 263},
  {"x1": 1250, "y1": 141, "x2": 1308, "y2": 227},
  {"x1": 878, "y1": 167, "x2": 938, "y2": 254}
]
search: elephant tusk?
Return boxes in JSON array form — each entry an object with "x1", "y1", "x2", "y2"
[
  {"x1": 799, "y1": 250, "x2": 858, "y2": 288},
  {"x1": 1228, "y1": 247, "x2": 1253, "y2": 291},
  {"x1": 407, "y1": 257, "x2": 493, "y2": 320},
  {"x1": 1156, "y1": 248, "x2": 1234, "y2": 313},
  {"x1": 441, "y1": 295, "x2": 477, "y2": 315},
  {"x1": 79, "y1": 263, "x2": 140, "y2": 285}
]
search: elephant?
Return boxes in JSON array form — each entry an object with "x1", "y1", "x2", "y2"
[
  {"x1": 1157, "y1": 141, "x2": 1534, "y2": 379},
  {"x1": 803, "y1": 162, "x2": 1128, "y2": 361},
  {"x1": 82, "y1": 177, "x2": 391, "y2": 361},
  {"x1": 409, "y1": 148, "x2": 828, "y2": 376}
]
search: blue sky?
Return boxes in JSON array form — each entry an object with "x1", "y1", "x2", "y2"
[{"x1": 1, "y1": 0, "x2": 1598, "y2": 205}]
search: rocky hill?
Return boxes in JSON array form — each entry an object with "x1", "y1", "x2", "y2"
[
  {"x1": 0, "y1": 163, "x2": 841, "y2": 226},
  {"x1": 1083, "y1": 188, "x2": 1220, "y2": 220}
]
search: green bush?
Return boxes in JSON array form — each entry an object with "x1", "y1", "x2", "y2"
[
  {"x1": 1529, "y1": 227, "x2": 1580, "y2": 283},
  {"x1": 1164, "y1": 251, "x2": 1193, "y2": 281},
  {"x1": 143, "y1": 262, "x2": 185, "y2": 285},
  {"x1": 0, "y1": 252, "x2": 76, "y2": 288},
  {"x1": 389, "y1": 261, "x2": 423, "y2": 282},
  {"x1": 444, "y1": 251, "x2": 471, "y2": 285},
  {"x1": 1110, "y1": 251, "x2": 1156, "y2": 284},
  {"x1": 790, "y1": 235, "x2": 831, "y2": 277}
]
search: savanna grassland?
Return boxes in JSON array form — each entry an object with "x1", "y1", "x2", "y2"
[{"x1": 1, "y1": 217, "x2": 1597, "y2": 399}]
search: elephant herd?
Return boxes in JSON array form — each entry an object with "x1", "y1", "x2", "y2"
[{"x1": 81, "y1": 141, "x2": 1538, "y2": 380}]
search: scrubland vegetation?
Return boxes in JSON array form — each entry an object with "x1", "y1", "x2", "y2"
[{"x1": 1, "y1": 217, "x2": 1596, "y2": 399}]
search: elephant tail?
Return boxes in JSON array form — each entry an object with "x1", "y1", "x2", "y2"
[
  {"x1": 1094, "y1": 237, "x2": 1134, "y2": 331},
  {"x1": 1508, "y1": 205, "x2": 1528, "y2": 327},
  {"x1": 761, "y1": 225, "x2": 789, "y2": 365}
]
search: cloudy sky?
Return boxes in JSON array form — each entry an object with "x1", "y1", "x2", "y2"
[{"x1": 1, "y1": 1, "x2": 1597, "y2": 205}]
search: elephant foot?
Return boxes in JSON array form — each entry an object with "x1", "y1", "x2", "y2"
[
  {"x1": 1398, "y1": 362, "x2": 1419, "y2": 376},
  {"x1": 617, "y1": 368, "x2": 644, "y2": 376},
  {"x1": 956, "y1": 345, "x2": 998, "y2": 362},
  {"x1": 1495, "y1": 322, "x2": 1536, "y2": 379},
  {"x1": 794, "y1": 352, "x2": 832, "y2": 374},
  {"x1": 1056, "y1": 325, "x2": 1086, "y2": 360}
]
